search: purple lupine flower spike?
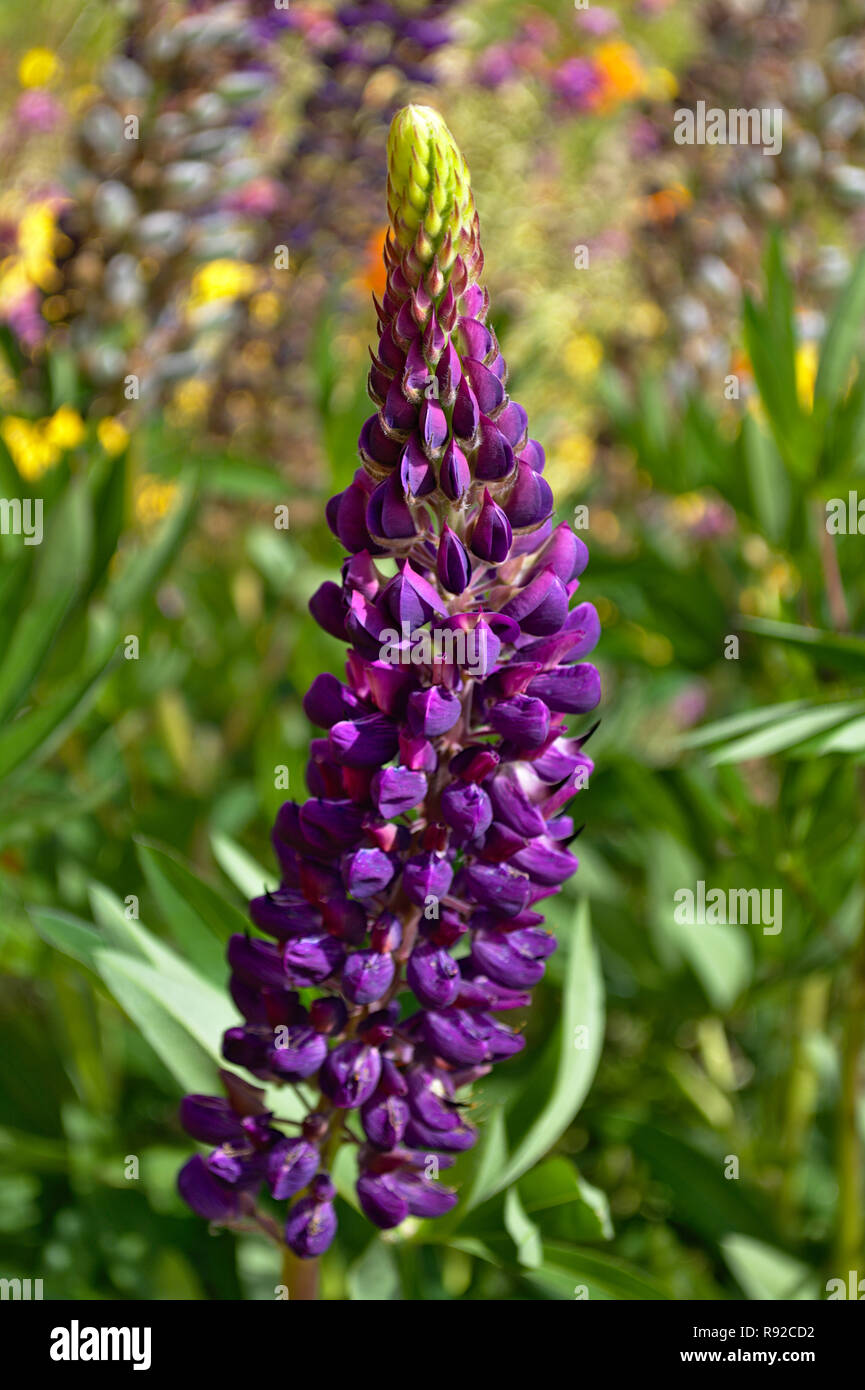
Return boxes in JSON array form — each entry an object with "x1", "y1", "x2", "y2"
[{"x1": 178, "y1": 105, "x2": 600, "y2": 1262}]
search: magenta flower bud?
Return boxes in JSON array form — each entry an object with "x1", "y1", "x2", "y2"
[
  {"x1": 449, "y1": 745, "x2": 501, "y2": 782},
  {"x1": 228, "y1": 935, "x2": 287, "y2": 990},
  {"x1": 452, "y1": 376, "x2": 480, "y2": 440},
  {"x1": 361, "y1": 1091, "x2": 409, "y2": 1148},
  {"x1": 471, "y1": 927, "x2": 556, "y2": 988},
  {"x1": 463, "y1": 356, "x2": 505, "y2": 414},
  {"x1": 250, "y1": 891, "x2": 320, "y2": 942},
  {"x1": 474, "y1": 417, "x2": 515, "y2": 480},
  {"x1": 399, "y1": 730, "x2": 438, "y2": 771},
  {"x1": 526, "y1": 664, "x2": 602, "y2": 713},
  {"x1": 439, "y1": 440, "x2": 471, "y2": 501},
  {"x1": 441, "y1": 782, "x2": 493, "y2": 840},
  {"x1": 303, "y1": 673, "x2": 362, "y2": 728},
  {"x1": 269, "y1": 1025, "x2": 328, "y2": 1080},
  {"x1": 392, "y1": 1172, "x2": 458, "y2": 1218},
  {"x1": 420, "y1": 398, "x2": 449, "y2": 459},
  {"x1": 342, "y1": 949, "x2": 396, "y2": 1005},
  {"x1": 461, "y1": 862, "x2": 531, "y2": 917},
  {"x1": 341, "y1": 847, "x2": 394, "y2": 899},
  {"x1": 503, "y1": 460, "x2": 554, "y2": 531},
  {"x1": 406, "y1": 941, "x2": 461, "y2": 1008},
  {"x1": 320, "y1": 1040, "x2": 383, "y2": 1109},
  {"x1": 404, "y1": 1112, "x2": 478, "y2": 1152},
  {"x1": 178, "y1": 1155, "x2": 240, "y2": 1224},
  {"x1": 329, "y1": 713, "x2": 400, "y2": 768},
  {"x1": 371, "y1": 912, "x2": 403, "y2": 953},
  {"x1": 407, "y1": 687, "x2": 461, "y2": 737},
  {"x1": 437, "y1": 524, "x2": 471, "y2": 594},
  {"x1": 285, "y1": 1192, "x2": 337, "y2": 1258},
  {"x1": 309, "y1": 996, "x2": 348, "y2": 1035},
  {"x1": 267, "y1": 1139, "x2": 320, "y2": 1200},
  {"x1": 501, "y1": 567, "x2": 569, "y2": 637},
  {"x1": 488, "y1": 774, "x2": 547, "y2": 838},
  {"x1": 180, "y1": 1095, "x2": 245, "y2": 1146},
  {"x1": 371, "y1": 765, "x2": 427, "y2": 817},
  {"x1": 488, "y1": 694, "x2": 551, "y2": 748},
  {"x1": 511, "y1": 838, "x2": 580, "y2": 886},
  {"x1": 469, "y1": 489, "x2": 512, "y2": 563},
  {"x1": 402, "y1": 852, "x2": 454, "y2": 908},
  {"x1": 357, "y1": 1171, "x2": 410, "y2": 1229},
  {"x1": 282, "y1": 934, "x2": 344, "y2": 987}
]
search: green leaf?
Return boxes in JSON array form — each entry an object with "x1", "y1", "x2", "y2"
[
  {"x1": 0, "y1": 479, "x2": 91, "y2": 722},
  {"x1": 503, "y1": 1186, "x2": 543, "y2": 1269},
  {"x1": 527, "y1": 1242, "x2": 669, "y2": 1301},
  {"x1": 106, "y1": 471, "x2": 197, "y2": 615},
  {"x1": 648, "y1": 830, "x2": 751, "y2": 1010},
  {"x1": 630, "y1": 1125, "x2": 772, "y2": 1245},
  {"x1": 211, "y1": 831, "x2": 276, "y2": 899},
  {"x1": 93, "y1": 949, "x2": 236, "y2": 1093},
  {"x1": 680, "y1": 699, "x2": 812, "y2": 750},
  {"x1": 739, "y1": 616, "x2": 865, "y2": 674},
  {"x1": 0, "y1": 645, "x2": 118, "y2": 780},
  {"x1": 201, "y1": 459, "x2": 291, "y2": 503},
  {"x1": 742, "y1": 415, "x2": 789, "y2": 542},
  {"x1": 814, "y1": 249, "x2": 865, "y2": 408},
  {"x1": 0, "y1": 478, "x2": 196, "y2": 782},
  {"x1": 484, "y1": 899, "x2": 604, "y2": 1200},
  {"x1": 809, "y1": 715, "x2": 865, "y2": 754},
  {"x1": 135, "y1": 840, "x2": 245, "y2": 984},
  {"x1": 518, "y1": 1157, "x2": 614, "y2": 1242},
  {"x1": 29, "y1": 906, "x2": 103, "y2": 970},
  {"x1": 708, "y1": 700, "x2": 865, "y2": 763},
  {"x1": 346, "y1": 1240, "x2": 402, "y2": 1300},
  {"x1": 721, "y1": 1235, "x2": 819, "y2": 1300},
  {"x1": 93, "y1": 949, "x2": 223, "y2": 1095}
]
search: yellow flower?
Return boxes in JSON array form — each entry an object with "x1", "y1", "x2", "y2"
[
  {"x1": 97, "y1": 418, "x2": 129, "y2": 456},
  {"x1": 188, "y1": 259, "x2": 258, "y2": 309},
  {"x1": 563, "y1": 333, "x2": 603, "y2": 380},
  {"x1": 18, "y1": 47, "x2": 60, "y2": 89},
  {"x1": 546, "y1": 432, "x2": 595, "y2": 496},
  {"x1": 629, "y1": 300, "x2": 667, "y2": 339},
  {"x1": 0, "y1": 416, "x2": 61, "y2": 480},
  {"x1": 645, "y1": 66, "x2": 678, "y2": 101},
  {"x1": 45, "y1": 405, "x2": 85, "y2": 451},
  {"x1": 171, "y1": 379, "x2": 211, "y2": 420},
  {"x1": 249, "y1": 290, "x2": 281, "y2": 328},
  {"x1": 134, "y1": 474, "x2": 179, "y2": 526},
  {"x1": 671, "y1": 492, "x2": 707, "y2": 526},
  {"x1": 18, "y1": 202, "x2": 62, "y2": 292},
  {"x1": 795, "y1": 341, "x2": 818, "y2": 412}
]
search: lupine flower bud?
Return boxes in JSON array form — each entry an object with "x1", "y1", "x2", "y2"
[{"x1": 179, "y1": 104, "x2": 600, "y2": 1266}]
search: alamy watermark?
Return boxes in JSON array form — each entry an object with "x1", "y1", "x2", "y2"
[
  {"x1": 380, "y1": 621, "x2": 489, "y2": 677},
  {"x1": 674, "y1": 882, "x2": 782, "y2": 935},
  {"x1": 674, "y1": 101, "x2": 783, "y2": 156},
  {"x1": 0, "y1": 497, "x2": 43, "y2": 545}
]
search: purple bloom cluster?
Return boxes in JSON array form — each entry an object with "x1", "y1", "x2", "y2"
[{"x1": 179, "y1": 106, "x2": 600, "y2": 1259}]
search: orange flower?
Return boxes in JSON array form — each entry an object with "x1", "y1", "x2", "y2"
[
  {"x1": 643, "y1": 184, "x2": 692, "y2": 225},
  {"x1": 357, "y1": 226, "x2": 389, "y2": 297},
  {"x1": 594, "y1": 41, "x2": 645, "y2": 109}
]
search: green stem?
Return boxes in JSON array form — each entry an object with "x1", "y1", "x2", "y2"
[
  {"x1": 281, "y1": 1245, "x2": 320, "y2": 1301},
  {"x1": 836, "y1": 916, "x2": 865, "y2": 1274}
]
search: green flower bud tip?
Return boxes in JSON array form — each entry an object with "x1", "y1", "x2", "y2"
[{"x1": 387, "y1": 104, "x2": 475, "y2": 264}]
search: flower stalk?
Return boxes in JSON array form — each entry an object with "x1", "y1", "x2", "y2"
[{"x1": 178, "y1": 104, "x2": 600, "y2": 1264}]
